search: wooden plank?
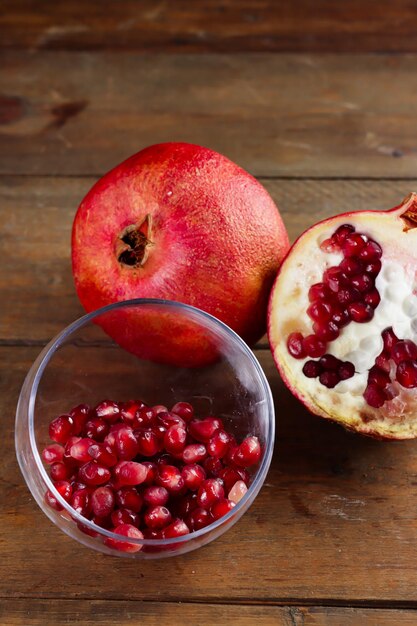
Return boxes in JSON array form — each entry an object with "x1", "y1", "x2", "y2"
[
  {"x1": 1, "y1": 52, "x2": 417, "y2": 177},
  {"x1": 3, "y1": 345, "x2": 417, "y2": 602},
  {"x1": 3, "y1": 1, "x2": 417, "y2": 54},
  {"x1": 1, "y1": 176, "x2": 415, "y2": 342},
  {"x1": 1, "y1": 599, "x2": 417, "y2": 626}
]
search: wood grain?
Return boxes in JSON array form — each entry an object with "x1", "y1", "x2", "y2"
[
  {"x1": 3, "y1": 1, "x2": 417, "y2": 53},
  {"x1": 1, "y1": 599, "x2": 417, "y2": 626},
  {"x1": 4, "y1": 345, "x2": 417, "y2": 603},
  {"x1": 1, "y1": 52, "x2": 417, "y2": 177},
  {"x1": 1, "y1": 176, "x2": 415, "y2": 342}
]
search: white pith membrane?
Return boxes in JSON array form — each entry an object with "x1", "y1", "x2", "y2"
[{"x1": 269, "y1": 196, "x2": 417, "y2": 439}]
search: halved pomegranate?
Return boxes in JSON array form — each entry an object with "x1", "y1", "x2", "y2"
[{"x1": 268, "y1": 193, "x2": 417, "y2": 439}]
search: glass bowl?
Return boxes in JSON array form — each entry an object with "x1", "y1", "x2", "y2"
[{"x1": 15, "y1": 299, "x2": 274, "y2": 558}]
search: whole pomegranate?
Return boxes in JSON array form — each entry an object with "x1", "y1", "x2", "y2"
[
  {"x1": 72, "y1": 143, "x2": 288, "y2": 366},
  {"x1": 269, "y1": 193, "x2": 417, "y2": 439}
]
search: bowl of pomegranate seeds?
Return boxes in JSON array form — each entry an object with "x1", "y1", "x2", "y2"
[{"x1": 15, "y1": 299, "x2": 274, "y2": 558}]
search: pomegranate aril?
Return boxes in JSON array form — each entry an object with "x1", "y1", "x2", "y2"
[
  {"x1": 302, "y1": 360, "x2": 322, "y2": 378},
  {"x1": 143, "y1": 528, "x2": 163, "y2": 540},
  {"x1": 368, "y1": 366, "x2": 390, "y2": 387},
  {"x1": 70, "y1": 438, "x2": 94, "y2": 463},
  {"x1": 114, "y1": 426, "x2": 139, "y2": 460},
  {"x1": 141, "y1": 461, "x2": 158, "y2": 485},
  {"x1": 336, "y1": 287, "x2": 361, "y2": 305},
  {"x1": 70, "y1": 404, "x2": 91, "y2": 434},
  {"x1": 364, "y1": 289, "x2": 381, "y2": 309},
  {"x1": 182, "y1": 443, "x2": 207, "y2": 464},
  {"x1": 143, "y1": 485, "x2": 169, "y2": 507},
  {"x1": 164, "y1": 424, "x2": 187, "y2": 454},
  {"x1": 114, "y1": 461, "x2": 147, "y2": 486},
  {"x1": 396, "y1": 360, "x2": 417, "y2": 388},
  {"x1": 79, "y1": 461, "x2": 111, "y2": 486},
  {"x1": 157, "y1": 411, "x2": 186, "y2": 429},
  {"x1": 207, "y1": 430, "x2": 232, "y2": 458},
  {"x1": 351, "y1": 274, "x2": 372, "y2": 293},
  {"x1": 364, "y1": 259, "x2": 382, "y2": 276},
  {"x1": 181, "y1": 464, "x2": 206, "y2": 491},
  {"x1": 91, "y1": 486, "x2": 115, "y2": 518},
  {"x1": 156, "y1": 465, "x2": 184, "y2": 493},
  {"x1": 376, "y1": 352, "x2": 391, "y2": 372},
  {"x1": 382, "y1": 327, "x2": 398, "y2": 352},
  {"x1": 157, "y1": 453, "x2": 177, "y2": 466},
  {"x1": 211, "y1": 498, "x2": 235, "y2": 520},
  {"x1": 233, "y1": 436, "x2": 261, "y2": 468},
  {"x1": 93, "y1": 515, "x2": 112, "y2": 529},
  {"x1": 49, "y1": 415, "x2": 74, "y2": 444},
  {"x1": 391, "y1": 340, "x2": 417, "y2": 365},
  {"x1": 339, "y1": 257, "x2": 363, "y2": 276},
  {"x1": 50, "y1": 462, "x2": 70, "y2": 481},
  {"x1": 333, "y1": 223, "x2": 355, "y2": 244},
  {"x1": 136, "y1": 429, "x2": 162, "y2": 457},
  {"x1": 42, "y1": 444, "x2": 64, "y2": 464},
  {"x1": 111, "y1": 508, "x2": 140, "y2": 527},
  {"x1": 120, "y1": 400, "x2": 145, "y2": 426},
  {"x1": 163, "y1": 519, "x2": 190, "y2": 539},
  {"x1": 319, "y1": 354, "x2": 340, "y2": 370},
  {"x1": 94, "y1": 400, "x2": 120, "y2": 423},
  {"x1": 46, "y1": 480, "x2": 73, "y2": 510},
  {"x1": 347, "y1": 302, "x2": 374, "y2": 323},
  {"x1": 197, "y1": 478, "x2": 225, "y2": 508},
  {"x1": 320, "y1": 237, "x2": 339, "y2": 253},
  {"x1": 171, "y1": 401, "x2": 194, "y2": 422},
  {"x1": 343, "y1": 232, "x2": 367, "y2": 257},
  {"x1": 324, "y1": 267, "x2": 348, "y2": 292},
  {"x1": 88, "y1": 443, "x2": 117, "y2": 467},
  {"x1": 136, "y1": 407, "x2": 156, "y2": 427},
  {"x1": 144, "y1": 505, "x2": 172, "y2": 529},
  {"x1": 364, "y1": 383, "x2": 387, "y2": 408},
  {"x1": 186, "y1": 507, "x2": 212, "y2": 531},
  {"x1": 338, "y1": 361, "x2": 355, "y2": 380},
  {"x1": 218, "y1": 467, "x2": 249, "y2": 492},
  {"x1": 71, "y1": 488, "x2": 91, "y2": 516},
  {"x1": 331, "y1": 306, "x2": 350, "y2": 328},
  {"x1": 360, "y1": 240, "x2": 382, "y2": 261},
  {"x1": 189, "y1": 417, "x2": 223, "y2": 443},
  {"x1": 287, "y1": 332, "x2": 306, "y2": 359},
  {"x1": 171, "y1": 492, "x2": 198, "y2": 519},
  {"x1": 303, "y1": 334, "x2": 326, "y2": 357},
  {"x1": 84, "y1": 417, "x2": 109, "y2": 441},
  {"x1": 114, "y1": 487, "x2": 143, "y2": 512},
  {"x1": 308, "y1": 282, "x2": 331, "y2": 302},
  {"x1": 319, "y1": 370, "x2": 340, "y2": 388},
  {"x1": 312, "y1": 322, "x2": 339, "y2": 342},
  {"x1": 202, "y1": 456, "x2": 223, "y2": 477},
  {"x1": 228, "y1": 480, "x2": 248, "y2": 504},
  {"x1": 307, "y1": 301, "x2": 333, "y2": 322},
  {"x1": 104, "y1": 523, "x2": 144, "y2": 553},
  {"x1": 45, "y1": 490, "x2": 63, "y2": 511}
]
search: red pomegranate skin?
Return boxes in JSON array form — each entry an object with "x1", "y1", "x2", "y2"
[{"x1": 72, "y1": 143, "x2": 289, "y2": 366}]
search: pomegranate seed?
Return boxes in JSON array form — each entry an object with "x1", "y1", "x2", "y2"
[
  {"x1": 391, "y1": 340, "x2": 417, "y2": 365},
  {"x1": 303, "y1": 334, "x2": 327, "y2": 357},
  {"x1": 287, "y1": 332, "x2": 306, "y2": 359},
  {"x1": 368, "y1": 366, "x2": 390, "y2": 387},
  {"x1": 49, "y1": 415, "x2": 74, "y2": 444},
  {"x1": 228, "y1": 480, "x2": 248, "y2": 504},
  {"x1": 364, "y1": 259, "x2": 382, "y2": 276},
  {"x1": 163, "y1": 519, "x2": 190, "y2": 539},
  {"x1": 91, "y1": 486, "x2": 115, "y2": 518},
  {"x1": 307, "y1": 301, "x2": 333, "y2": 322},
  {"x1": 79, "y1": 461, "x2": 111, "y2": 486},
  {"x1": 302, "y1": 360, "x2": 322, "y2": 378},
  {"x1": 77, "y1": 521, "x2": 98, "y2": 537},
  {"x1": 136, "y1": 429, "x2": 162, "y2": 457},
  {"x1": 144, "y1": 505, "x2": 172, "y2": 529},
  {"x1": 46, "y1": 480, "x2": 73, "y2": 510},
  {"x1": 347, "y1": 302, "x2": 374, "y2": 323},
  {"x1": 171, "y1": 401, "x2": 194, "y2": 422},
  {"x1": 376, "y1": 352, "x2": 391, "y2": 372},
  {"x1": 181, "y1": 464, "x2": 206, "y2": 490},
  {"x1": 71, "y1": 488, "x2": 91, "y2": 516},
  {"x1": 218, "y1": 467, "x2": 249, "y2": 492},
  {"x1": 351, "y1": 274, "x2": 372, "y2": 293},
  {"x1": 88, "y1": 443, "x2": 117, "y2": 467},
  {"x1": 70, "y1": 404, "x2": 90, "y2": 434},
  {"x1": 396, "y1": 360, "x2": 417, "y2": 388},
  {"x1": 364, "y1": 383, "x2": 387, "y2": 408},
  {"x1": 143, "y1": 485, "x2": 169, "y2": 506},
  {"x1": 142, "y1": 528, "x2": 163, "y2": 540},
  {"x1": 331, "y1": 305, "x2": 350, "y2": 327},
  {"x1": 360, "y1": 240, "x2": 382, "y2": 261},
  {"x1": 115, "y1": 487, "x2": 143, "y2": 512},
  {"x1": 333, "y1": 223, "x2": 355, "y2": 244},
  {"x1": 308, "y1": 282, "x2": 331, "y2": 302},
  {"x1": 323, "y1": 267, "x2": 347, "y2": 292},
  {"x1": 320, "y1": 237, "x2": 339, "y2": 253},
  {"x1": 157, "y1": 453, "x2": 177, "y2": 466},
  {"x1": 156, "y1": 465, "x2": 184, "y2": 493},
  {"x1": 170, "y1": 492, "x2": 198, "y2": 519},
  {"x1": 233, "y1": 436, "x2": 261, "y2": 467},
  {"x1": 114, "y1": 461, "x2": 147, "y2": 486},
  {"x1": 93, "y1": 515, "x2": 112, "y2": 529},
  {"x1": 111, "y1": 508, "x2": 140, "y2": 527},
  {"x1": 70, "y1": 438, "x2": 94, "y2": 463},
  {"x1": 202, "y1": 456, "x2": 223, "y2": 477},
  {"x1": 364, "y1": 289, "x2": 381, "y2": 309},
  {"x1": 45, "y1": 490, "x2": 63, "y2": 511},
  {"x1": 120, "y1": 400, "x2": 145, "y2": 426},
  {"x1": 94, "y1": 400, "x2": 120, "y2": 423},
  {"x1": 105, "y1": 524, "x2": 144, "y2": 553},
  {"x1": 338, "y1": 361, "x2": 355, "y2": 380},
  {"x1": 164, "y1": 424, "x2": 187, "y2": 454},
  {"x1": 319, "y1": 354, "x2": 340, "y2": 370},
  {"x1": 182, "y1": 443, "x2": 207, "y2": 464},
  {"x1": 319, "y1": 370, "x2": 340, "y2": 388},
  {"x1": 339, "y1": 257, "x2": 363, "y2": 275},
  {"x1": 114, "y1": 426, "x2": 138, "y2": 460},
  {"x1": 50, "y1": 462, "x2": 70, "y2": 481},
  {"x1": 211, "y1": 498, "x2": 235, "y2": 520},
  {"x1": 336, "y1": 287, "x2": 361, "y2": 305},
  {"x1": 157, "y1": 412, "x2": 186, "y2": 429},
  {"x1": 42, "y1": 444, "x2": 64, "y2": 464},
  {"x1": 382, "y1": 327, "x2": 399, "y2": 353},
  {"x1": 135, "y1": 407, "x2": 156, "y2": 427},
  {"x1": 343, "y1": 232, "x2": 367, "y2": 257},
  {"x1": 186, "y1": 507, "x2": 212, "y2": 531},
  {"x1": 189, "y1": 417, "x2": 223, "y2": 443},
  {"x1": 313, "y1": 320, "x2": 340, "y2": 342},
  {"x1": 141, "y1": 461, "x2": 158, "y2": 484},
  {"x1": 207, "y1": 430, "x2": 232, "y2": 458},
  {"x1": 197, "y1": 478, "x2": 225, "y2": 508},
  {"x1": 84, "y1": 418, "x2": 109, "y2": 441}
]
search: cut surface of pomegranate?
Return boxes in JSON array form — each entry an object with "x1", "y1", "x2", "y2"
[{"x1": 269, "y1": 194, "x2": 417, "y2": 439}]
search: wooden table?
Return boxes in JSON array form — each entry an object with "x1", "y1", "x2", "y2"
[{"x1": 2, "y1": 2, "x2": 417, "y2": 624}]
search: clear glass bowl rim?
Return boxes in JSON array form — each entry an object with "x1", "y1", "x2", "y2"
[{"x1": 16, "y1": 297, "x2": 275, "y2": 546}]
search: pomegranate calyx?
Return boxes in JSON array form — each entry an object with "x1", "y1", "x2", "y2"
[
  {"x1": 396, "y1": 192, "x2": 417, "y2": 232},
  {"x1": 116, "y1": 214, "x2": 153, "y2": 268}
]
